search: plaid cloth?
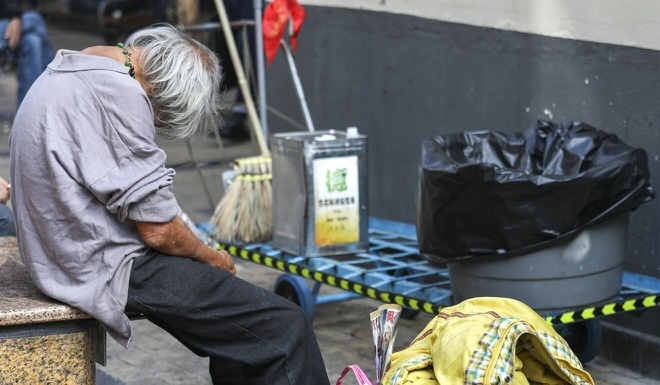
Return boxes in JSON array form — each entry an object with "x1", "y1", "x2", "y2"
[{"x1": 382, "y1": 297, "x2": 594, "y2": 385}]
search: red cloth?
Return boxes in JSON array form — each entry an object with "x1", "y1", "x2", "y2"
[{"x1": 262, "y1": 0, "x2": 306, "y2": 65}]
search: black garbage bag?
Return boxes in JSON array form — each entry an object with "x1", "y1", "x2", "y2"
[{"x1": 417, "y1": 120, "x2": 655, "y2": 264}]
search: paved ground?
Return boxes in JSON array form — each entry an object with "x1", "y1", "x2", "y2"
[{"x1": 1, "y1": 21, "x2": 660, "y2": 385}]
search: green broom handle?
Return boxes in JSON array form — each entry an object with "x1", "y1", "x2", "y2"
[{"x1": 213, "y1": 0, "x2": 269, "y2": 156}]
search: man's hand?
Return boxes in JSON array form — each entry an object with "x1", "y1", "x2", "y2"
[
  {"x1": 203, "y1": 248, "x2": 236, "y2": 273},
  {"x1": 4, "y1": 17, "x2": 22, "y2": 50},
  {"x1": 0, "y1": 177, "x2": 10, "y2": 204},
  {"x1": 136, "y1": 216, "x2": 236, "y2": 275}
]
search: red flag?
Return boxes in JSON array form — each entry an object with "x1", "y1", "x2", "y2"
[{"x1": 262, "y1": 0, "x2": 306, "y2": 65}]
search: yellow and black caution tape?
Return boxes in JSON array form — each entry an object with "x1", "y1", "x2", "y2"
[
  {"x1": 216, "y1": 243, "x2": 443, "y2": 314},
  {"x1": 544, "y1": 295, "x2": 659, "y2": 326},
  {"x1": 216, "y1": 243, "x2": 660, "y2": 325}
]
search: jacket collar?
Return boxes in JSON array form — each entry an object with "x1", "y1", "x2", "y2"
[{"x1": 47, "y1": 49, "x2": 131, "y2": 77}]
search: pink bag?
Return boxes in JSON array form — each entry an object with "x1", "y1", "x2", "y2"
[{"x1": 336, "y1": 365, "x2": 375, "y2": 385}]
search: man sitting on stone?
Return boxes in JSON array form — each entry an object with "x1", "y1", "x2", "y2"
[{"x1": 10, "y1": 23, "x2": 329, "y2": 385}]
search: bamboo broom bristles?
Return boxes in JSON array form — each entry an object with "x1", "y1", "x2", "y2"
[{"x1": 211, "y1": 156, "x2": 272, "y2": 244}]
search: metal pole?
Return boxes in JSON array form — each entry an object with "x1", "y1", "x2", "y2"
[
  {"x1": 254, "y1": 0, "x2": 268, "y2": 138},
  {"x1": 282, "y1": 40, "x2": 315, "y2": 132}
]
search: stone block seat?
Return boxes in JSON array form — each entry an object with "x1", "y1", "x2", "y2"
[{"x1": 0, "y1": 237, "x2": 101, "y2": 384}]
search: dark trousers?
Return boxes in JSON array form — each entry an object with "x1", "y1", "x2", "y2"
[{"x1": 126, "y1": 252, "x2": 330, "y2": 385}]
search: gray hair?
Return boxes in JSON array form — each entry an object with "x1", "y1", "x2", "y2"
[{"x1": 127, "y1": 24, "x2": 225, "y2": 139}]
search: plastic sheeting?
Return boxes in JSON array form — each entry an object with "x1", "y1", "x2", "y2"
[{"x1": 417, "y1": 120, "x2": 655, "y2": 264}]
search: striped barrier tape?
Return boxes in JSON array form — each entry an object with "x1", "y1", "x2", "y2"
[
  {"x1": 543, "y1": 295, "x2": 659, "y2": 325},
  {"x1": 216, "y1": 243, "x2": 660, "y2": 325}
]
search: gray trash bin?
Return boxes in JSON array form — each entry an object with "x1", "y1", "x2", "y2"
[
  {"x1": 417, "y1": 121, "x2": 655, "y2": 310},
  {"x1": 448, "y1": 213, "x2": 629, "y2": 311}
]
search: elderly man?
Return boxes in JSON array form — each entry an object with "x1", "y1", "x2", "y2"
[{"x1": 10, "y1": 24, "x2": 329, "y2": 385}]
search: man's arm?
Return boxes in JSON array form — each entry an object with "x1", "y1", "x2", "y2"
[{"x1": 136, "y1": 216, "x2": 236, "y2": 275}]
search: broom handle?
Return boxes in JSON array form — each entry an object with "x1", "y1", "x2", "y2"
[{"x1": 213, "y1": 0, "x2": 269, "y2": 156}]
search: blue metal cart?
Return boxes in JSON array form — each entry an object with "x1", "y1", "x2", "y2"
[{"x1": 200, "y1": 217, "x2": 660, "y2": 363}]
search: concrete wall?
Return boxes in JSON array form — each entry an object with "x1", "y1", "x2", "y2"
[
  {"x1": 299, "y1": 0, "x2": 660, "y2": 51},
  {"x1": 264, "y1": 2, "x2": 660, "y2": 337}
]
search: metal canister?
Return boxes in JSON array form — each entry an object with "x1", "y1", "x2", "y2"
[{"x1": 271, "y1": 129, "x2": 368, "y2": 257}]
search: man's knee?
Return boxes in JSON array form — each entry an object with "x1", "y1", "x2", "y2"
[
  {"x1": 20, "y1": 33, "x2": 40, "y2": 50},
  {"x1": 20, "y1": 11, "x2": 47, "y2": 33},
  {"x1": 279, "y1": 298, "x2": 314, "y2": 337}
]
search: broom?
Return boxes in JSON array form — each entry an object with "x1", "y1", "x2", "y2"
[{"x1": 210, "y1": 0, "x2": 272, "y2": 244}]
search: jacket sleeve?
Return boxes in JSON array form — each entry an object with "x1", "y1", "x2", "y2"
[{"x1": 87, "y1": 79, "x2": 181, "y2": 224}]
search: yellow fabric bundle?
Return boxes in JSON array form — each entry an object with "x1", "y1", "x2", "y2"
[{"x1": 382, "y1": 297, "x2": 594, "y2": 385}]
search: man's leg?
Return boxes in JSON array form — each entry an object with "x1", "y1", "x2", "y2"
[
  {"x1": 17, "y1": 12, "x2": 54, "y2": 106},
  {"x1": 0, "y1": 19, "x2": 7, "y2": 46},
  {"x1": 126, "y1": 252, "x2": 330, "y2": 385},
  {"x1": 0, "y1": 205, "x2": 16, "y2": 236},
  {"x1": 0, "y1": 19, "x2": 10, "y2": 69}
]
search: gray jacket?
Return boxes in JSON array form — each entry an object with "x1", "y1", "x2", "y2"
[{"x1": 9, "y1": 50, "x2": 180, "y2": 347}]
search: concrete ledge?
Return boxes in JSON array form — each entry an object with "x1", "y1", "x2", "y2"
[
  {"x1": 600, "y1": 321, "x2": 660, "y2": 380},
  {"x1": 0, "y1": 237, "x2": 100, "y2": 384},
  {"x1": 0, "y1": 237, "x2": 92, "y2": 326}
]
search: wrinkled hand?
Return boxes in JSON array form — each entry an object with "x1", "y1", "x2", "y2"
[
  {"x1": 4, "y1": 18, "x2": 22, "y2": 50},
  {"x1": 207, "y1": 249, "x2": 236, "y2": 275},
  {"x1": 0, "y1": 177, "x2": 10, "y2": 204}
]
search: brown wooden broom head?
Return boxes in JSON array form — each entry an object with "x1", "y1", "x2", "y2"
[{"x1": 211, "y1": 155, "x2": 273, "y2": 245}]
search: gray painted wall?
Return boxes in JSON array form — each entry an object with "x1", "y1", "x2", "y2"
[{"x1": 264, "y1": 6, "x2": 659, "y2": 331}]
